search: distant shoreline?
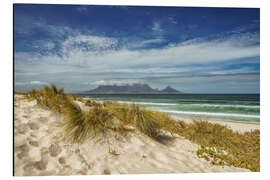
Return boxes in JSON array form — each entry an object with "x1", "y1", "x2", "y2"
[
  {"x1": 14, "y1": 91, "x2": 260, "y2": 95},
  {"x1": 78, "y1": 93, "x2": 185, "y2": 95},
  {"x1": 76, "y1": 93, "x2": 260, "y2": 95}
]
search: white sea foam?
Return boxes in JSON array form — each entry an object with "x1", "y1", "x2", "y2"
[
  {"x1": 190, "y1": 104, "x2": 259, "y2": 108},
  {"x1": 157, "y1": 110, "x2": 260, "y2": 118},
  {"x1": 117, "y1": 101, "x2": 259, "y2": 109},
  {"x1": 117, "y1": 101, "x2": 177, "y2": 106}
]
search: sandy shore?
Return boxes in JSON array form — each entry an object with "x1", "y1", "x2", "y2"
[{"x1": 14, "y1": 95, "x2": 255, "y2": 176}]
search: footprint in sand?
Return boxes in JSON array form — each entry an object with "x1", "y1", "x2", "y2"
[
  {"x1": 22, "y1": 159, "x2": 49, "y2": 175},
  {"x1": 28, "y1": 122, "x2": 40, "y2": 130},
  {"x1": 34, "y1": 159, "x2": 48, "y2": 171},
  {"x1": 49, "y1": 143, "x2": 62, "y2": 157},
  {"x1": 23, "y1": 115, "x2": 28, "y2": 118},
  {"x1": 23, "y1": 161, "x2": 36, "y2": 175},
  {"x1": 17, "y1": 144, "x2": 30, "y2": 159},
  {"x1": 17, "y1": 150, "x2": 28, "y2": 160},
  {"x1": 17, "y1": 124, "x2": 30, "y2": 134},
  {"x1": 58, "y1": 157, "x2": 66, "y2": 165},
  {"x1": 29, "y1": 140, "x2": 39, "y2": 147}
]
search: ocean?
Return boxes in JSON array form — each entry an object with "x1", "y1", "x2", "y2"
[{"x1": 79, "y1": 94, "x2": 260, "y2": 123}]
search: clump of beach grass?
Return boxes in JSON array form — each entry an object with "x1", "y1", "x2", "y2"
[
  {"x1": 23, "y1": 85, "x2": 260, "y2": 171},
  {"x1": 25, "y1": 84, "x2": 69, "y2": 113},
  {"x1": 61, "y1": 100, "x2": 88, "y2": 143},
  {"x1": 170, "y1": 120, "x2": 260, "y2": 171},
  {"x1": 102, "y1": 102, "x2": 167, "y2": 139}
]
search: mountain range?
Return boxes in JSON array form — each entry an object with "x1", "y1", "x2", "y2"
[{"x1": 81, "y1": 83, "x2": 183, "y2": 94}]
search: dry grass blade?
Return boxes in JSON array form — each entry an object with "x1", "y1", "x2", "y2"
[{"x1": 61, "y1": 100, "x2": 88, "y2": 143}]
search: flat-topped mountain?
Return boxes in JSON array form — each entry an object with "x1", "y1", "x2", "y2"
[{"x1": 82, "y1": 83, "x2": 183, "y2": 94}]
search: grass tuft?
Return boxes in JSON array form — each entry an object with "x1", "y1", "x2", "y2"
[{"x1": 25, "y1": 84, "x2": 69, "y2": 113}]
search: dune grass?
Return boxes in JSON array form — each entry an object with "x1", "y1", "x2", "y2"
[
  {"x1": 25, "y1": 85, "x2": 69, "y2": 113},
  {"x1": 169, "y1": 120, "x2": 260, "y2": 171},
  {"x1": 23, "y1": 85, "x2": 260, "y2": 171}
]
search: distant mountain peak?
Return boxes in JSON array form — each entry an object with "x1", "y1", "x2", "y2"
[
  {"x1": 82, "y1": 83, "x2": 183, "y2": 94},
  {"x1": 161, "y1": 85, "x2": 180, "y2": 93}
]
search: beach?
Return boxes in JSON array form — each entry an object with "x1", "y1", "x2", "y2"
[
  {"x1": 82, "y1": 93, "x2": 260, "y2": 123},
  {"x1": 14, "y1": 94, "x2": 259, "y2": 176}
]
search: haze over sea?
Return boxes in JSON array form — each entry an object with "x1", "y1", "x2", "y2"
[{"x1": 80, "y1": 94, "x2": 260, "y2": 123}]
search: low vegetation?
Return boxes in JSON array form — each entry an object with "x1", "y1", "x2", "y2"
[
  {"x1": 23, "y1": 85, "x2": 260, "y2": 171},
  {"x1": 25, "y1": 85, "x2": 69, "y2": 113},
  {"x1": 173, "y1": 120, "x2": 260, "y2": 171}
]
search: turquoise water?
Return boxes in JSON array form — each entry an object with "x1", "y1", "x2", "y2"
[{"x1": 78, "y1": 94, "x2": 260, "y2": 123}]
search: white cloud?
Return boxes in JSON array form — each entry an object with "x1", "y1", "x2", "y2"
[
  {"x1": 76, "y1": 6, "x2": 88, "y2": 13},
  {"x1": 15, "y1": 81, "x2": 48, "y2": 86},
  {"x1": 62, "y1": 35, "x2": 118, "y2": 53},
  {"x1": 43, "y1": 42, "x2": 55, "y2": 50},
  {"x1": 168, "y1": 17, "x2": 177, "y2": 24},
  {"x1": 30, "y1": 81, "x2": 48, "y2": 85},
  {"x1": 152, "y1": 22, "x2": 163, "y2": 32},
  {"x1": 15, "y1": 82, "x2": 27, "y2": 86},
  {"x1": 33, "y1": 41, "x2": 55, "y2": 51},
  {"x1": 85, "y1": 79, "x2": 144, "y2": 86},
  {"x1": 15, "y1": 14, "x2": 77, "y2": 38},
  {"x1": 208, "y1": 67, "x2": 258, "y2": 75},
  {"x1": 126, "y1": 38, "x2": 165, "y2": 49}
]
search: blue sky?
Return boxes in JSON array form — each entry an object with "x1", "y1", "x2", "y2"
[{"x1": 14, "y1": 4, "x2": 260, "y2": 93}]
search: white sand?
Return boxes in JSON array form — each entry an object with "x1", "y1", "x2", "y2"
[{"x1": 14, "y1": 95, "x2": 254, "y2": 176}]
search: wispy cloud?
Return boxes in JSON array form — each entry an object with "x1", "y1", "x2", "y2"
[
  {"x1": 168, "y1": 16, "x2": 177, "y2": 24},
  {"x1": 126, "y1": 38, "x2": 165, "y2": 49},
  {"x1": 32, "y1": 40, "x2": 56, "y2": 53},
  {"x1": 14, "y1": 14, "x2": 77, "y2": 38},
  {"x1": 152, "y1": 22, "x2": 163, "y2": 32},
  {"x1": 61, "y1": 35, "x2": 118, "y2": 54},
  {"x1": 15, "y1": 81, "x2": 48, "y2": 86},
  {"x1": 15, "y1": 31, "x2": 259, "y2": 81},
  {"x1": 84, "y1": 79, "x2": 144, "y2": 86},
  {"x1": 76, "y1": 6, "x2": 88, "y2": 13}
]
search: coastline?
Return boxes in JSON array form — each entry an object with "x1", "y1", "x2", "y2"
[
  {"x1": 81, "y1": 94, "x2": 260, "y2": 125},
  {"x1": 14, "y1": 94, "x2": 257, "y2": 175},
  {"x1": 89, "y1": 98, "x2": 260, "y2": 133}
]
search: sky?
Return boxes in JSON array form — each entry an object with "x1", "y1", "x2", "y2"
[{"x1": 14, "y1": 4, "x2": 260, "y2": 93}]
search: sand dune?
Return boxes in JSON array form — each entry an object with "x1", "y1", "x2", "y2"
[{"x1": 14, "y1": 96, "x2": 252, "y2": 176}]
